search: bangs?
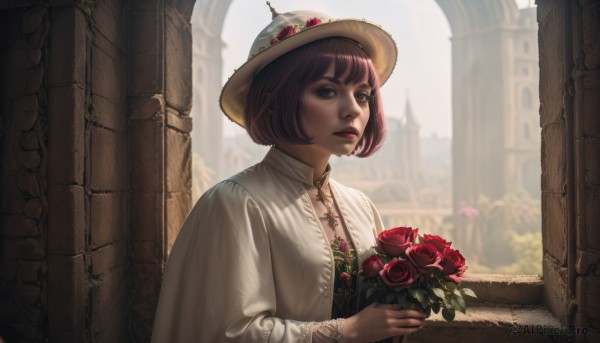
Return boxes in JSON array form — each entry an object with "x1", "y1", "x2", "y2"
[{"x1": 293, "y1": 38, "x2": 378, "y2": 87}]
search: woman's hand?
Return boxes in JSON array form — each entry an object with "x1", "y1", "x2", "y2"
[{"x1": 343, "y1": 302, "x2": 427, "y2": 343}]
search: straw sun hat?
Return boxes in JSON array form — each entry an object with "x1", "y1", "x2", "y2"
[{"x1": 219, "y1": 2, "x2": 398, "y2": 127}]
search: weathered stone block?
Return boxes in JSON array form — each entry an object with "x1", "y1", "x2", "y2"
[
  {"x1": 47, "y1": 254, "x2": 85, "y2": 331},
  {"x1": 582, "y1": 85, "x2": 600, "y2": 137},
  {"x1": 16, "y1": 171, "x2": 42, "y2": 197},
  {"x1": 133, "y1": 241, "x2": 157, "y2": 263},
  {"x1": 16, "y1": 149, "x2": 40, "y2": 169},
  {"x1": 17, "y1": 260, "x2": 42, "y2": 283},
  {"x1": 90, "y1": 126, "x2": 126, "y2": 191},
  {"x1": 23, "y1": 198, "x2": 43, "y2": 219},
  {"x1": 166, "y1": 128, "x2": 191, "y2": 193},
  {"x1": 166, "y1": 190, "x2": 191, "y2": 254},
  {"x1": 91, "y1": 43, "x2": 124, "y2": 103},
  {"x1": 164, "y1": 5, "x2": 192, "y2": 111},
  {"x1": 48, "y1": 7, "x2": 86, "y2": 87},
  {"x1": 1, "y1": 172, "x2": 26, "y2": 215},
  {"x1": 19, "y1": 130, "x2": 40, "y2": 150},
  {"x1": 585, "y1": 194, "x2": 600, "y2": 251},
  {"x1": 47, "y1": 84, "x2": 85, "y2": 185},
  {"x1": 91, "y1": 269, "x2": 128, "y2": 340},
  {"x1": 166, "y1": 107, "x2": 193, "y2": 133},
  {"x1": 22, "y1": 5, "x2": 46, "y2": 34},
  {"x1": 130, "y1": 10, "x2": 159, "y2": 55},
  {"x1": 91, "y1": 242, "x2": 125, "y2": 276},
  {"x1": 542, "y1": 192, "x2": 567, "y2": 263},
  {"x1": 130, "y1": 95, "x2": 163, "y2": 120},
  {"x1": 12, "y1": 94, "x2": 38, "y2": 131},
  {"x1": 541, "y1": 122, "x2": 566, "y2": 193},
  {"x1": 131, "y1": 53, "x2": 160, "y2": 93},
  {"x1": 93, "y1": 0, "x2": 122, "y2": 50},
  {"x1": 584, "y1": 138, "x2": 600, "y2": 186},
  {"x1": 47, "y1": 185, "x2": 84, "y2": 255},
  {"x1": 92, "y1": 93, "x2": 126, "y2": 131},
  {"x1": 3, "y1": 68, "x2": 44, "y2": 98},
  {"x1": 91, "y1": 192, "x2": 125, "y2": 248},
  {"x1": 538, "y1": 0, "x2": 564, "y2": 128},
  {"x1": 2, "y1": 238, "x2": 44, "y2": 259},
  {"x1": 543, "y1": 254, "x2": 568, "y2": 322},
  {"x1": 131, "y1": 191, "x2": 161, "y2": 241},
  {"x1": 0, "y1": 215, "x2": 39, "y2": 237},
  {"x1": 130, "y1": 119, "x2": 163, "y2": 192},
  {"x1": 577, "y1": 276, "x2": 600, "y2": 330},
  {"x1": 4, "y1": 47, "x2": 39, "y2": 71}
]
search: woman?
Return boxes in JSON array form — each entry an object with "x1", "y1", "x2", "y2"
[{"x1": 152, "y1": 5, "x2": 427, "y2": 343}]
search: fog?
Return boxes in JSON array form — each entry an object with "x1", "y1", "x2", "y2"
[{"x1": 191, "y1": 0, "x2": 541, "y2": 275}]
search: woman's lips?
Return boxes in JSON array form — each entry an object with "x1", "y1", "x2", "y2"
[{"x1": 334, "y1": 132, "x2": 358, "y2": 140}]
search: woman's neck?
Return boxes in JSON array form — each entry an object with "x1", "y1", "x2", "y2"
[{"x1": 274, "y1": 143, "x2": 330, "y2": 184}]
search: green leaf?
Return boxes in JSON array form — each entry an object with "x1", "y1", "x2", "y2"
[
  {"x1": 432, "y1": 288, "x2": 445, "y2": 299},
  {"x1": 450, "y1": 295, "x2": 466, "y2": 313},
  {"x1": 419, "y1": 294, "x2": 430, "y2": 309},
  {"x1": 409, "y1": 288, "x2": 425, "y2": 304},
  {"x1": 442, "y1": 308, "x2": 456, "y2": 322},
  {"x1": 385, "y1": 292, "x2": 396, "y2": 304},
  {"x1": 431, "y1": 301, "x2": 441, "y2": 314},
  {"x1": 446, "y1": 282, "x2": 457, "y2": 291},
  {"x1": 453, "y1": 289, "x2": 462, "y2": 297},
  {"x1": 461, "y1": 288, "x2": 478, "y2": 298}
]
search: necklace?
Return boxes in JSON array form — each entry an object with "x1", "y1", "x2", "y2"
[{"x1": 314, "y1": 179, "x2": 339, "y2": 232}]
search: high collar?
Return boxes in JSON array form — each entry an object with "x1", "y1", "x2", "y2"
[{"x1": 262, "y1": 147, "x2": 331, "y2": 187}]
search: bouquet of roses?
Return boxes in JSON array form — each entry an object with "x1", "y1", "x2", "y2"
[{"x1": 360, "y1": 227, "x2": 476, "y2": 322}]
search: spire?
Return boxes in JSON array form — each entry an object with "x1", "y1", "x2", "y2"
[
  {"x1": 266, "y1": 1, "x2": 280, "y2": 19},
  {"x1": 404, "y1": 97, "x2": 419, "y2": 129}
]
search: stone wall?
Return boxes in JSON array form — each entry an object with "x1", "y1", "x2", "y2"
[
  {"x1": 1, "y1": 0, "x2": 193, "y2": 341},
  {"x1": 539, "y1": 0, "x2": 600, "y2": 341},
  {"x1": 0, "y1": 4, "x2": 51, "y2": 341}
]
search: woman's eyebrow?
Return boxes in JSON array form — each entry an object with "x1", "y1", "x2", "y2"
[{"x1": 320, "y1": 76, "x2": 371, "y2": 89}]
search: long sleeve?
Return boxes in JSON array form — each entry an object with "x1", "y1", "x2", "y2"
[
  {"x1": 152, "y1": 181, "x2": 290, "y2": 341},
  {"x1": 152, "y1": 180, "x2": 349, "y2": 342}
]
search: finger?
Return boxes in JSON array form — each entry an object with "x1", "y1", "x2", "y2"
[
  {"x1": 397, "y1": 309, "x2": 428, "y2": 318},
  {"x1": 392, "y1": 318, "x2": 425, "y2": 327}
]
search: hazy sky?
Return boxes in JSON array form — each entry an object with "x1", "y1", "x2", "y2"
[{"x1": 219, "y1": 0, "x2": 534, "y2": 139}]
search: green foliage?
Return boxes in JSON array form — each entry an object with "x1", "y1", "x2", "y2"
[
  {"x1": 449, "y1": 188, "x2": 542, "y2": 275},
  {"x1": 496, "y1": 231, "x2": 542, "y2": 275}
]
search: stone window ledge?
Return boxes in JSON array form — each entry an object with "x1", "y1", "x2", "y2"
[{"x1": 408, "y1": 274, "x2": 564, "y2": 342}]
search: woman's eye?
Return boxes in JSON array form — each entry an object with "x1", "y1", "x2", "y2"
[
  {"x1": 356, "y1": 92, "x2": 372, "y2": 103},
  {"x1": 316, "y1": 88, "x2": 336, "y2": 98}
]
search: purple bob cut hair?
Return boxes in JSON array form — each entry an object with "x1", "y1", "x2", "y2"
[{"x1": 243, "y1": 37, "x2": 386, "y2": 157}]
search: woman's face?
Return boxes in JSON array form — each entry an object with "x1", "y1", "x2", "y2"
[{"x1": 299, "y1": 64, "x2": 372, "y2": 158}]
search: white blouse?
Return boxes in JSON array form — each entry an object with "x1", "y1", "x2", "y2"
[{"x1": 151, "y1": 147, "x2": 385, "y2": 342}]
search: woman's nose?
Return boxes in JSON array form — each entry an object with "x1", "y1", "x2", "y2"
[{"x1": 340, "y1": 92, "x2": 362, "y2": 118}]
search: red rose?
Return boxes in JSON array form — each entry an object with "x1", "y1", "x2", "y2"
[
  {"x1": 305, "y1": 17, "x2": 321, "y2": 27},
  {"x1": 379, "y1": 259, "x2": 417, "y2": 290},
  {"x1": 361, "y1": 255, "x2": 385, "y2": 278},
  {"x1": 270, "y1": 37, "x2": 279, "y2": 45},
  {"x1": 440, "y1": 247, "x2": 468, "y2": 284},
  {"x1": 377, "y1": 227, "x2": 418, "y2": 257},
  {"x1": 277, "y1": 25, "x2": 297, "y2": 41},
  {"x1": 405, "y1": 243, "x2": 443, "y2": 275},
  {"x1": 421, "y1": 234, "x2": 452, "y2": 252}
]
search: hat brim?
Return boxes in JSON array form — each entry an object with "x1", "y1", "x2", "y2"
[{"x1": 219, "y1": 19, "x2": 398, "y2": 127}]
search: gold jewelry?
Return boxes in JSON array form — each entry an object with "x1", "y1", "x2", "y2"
[{"x1": 314, "y1": 179, "x2": 339, "y2": 231}]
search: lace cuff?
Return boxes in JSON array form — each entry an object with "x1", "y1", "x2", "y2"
[{"x1": 301, "y1": 318, "x2": 346, "y2": 343}]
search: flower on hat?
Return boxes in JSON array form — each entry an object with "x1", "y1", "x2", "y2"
[
  {"x1": 271, "y1": 17, "x2": 322, "y2": 45},
  {"x1": 306, "y1": 17, "x2": 321, "y2": 27},
  {"x1": 276, "y1": 25, "x2": 298, "y2": 41}
]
